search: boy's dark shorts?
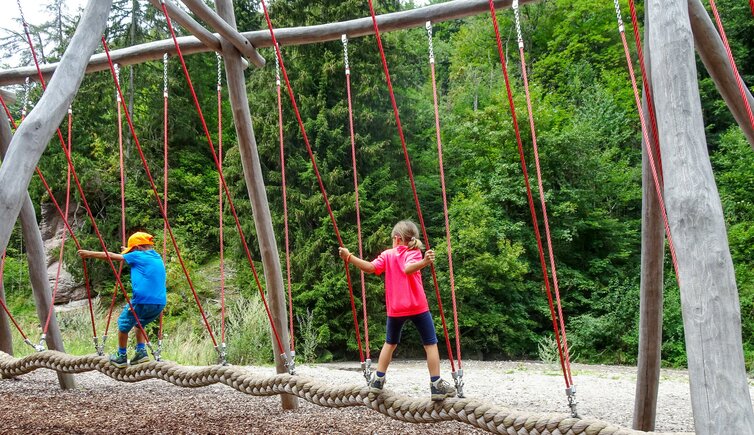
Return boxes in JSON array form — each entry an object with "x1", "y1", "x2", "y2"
[
  {"x1": 385, "y1": 310, "x2": 438, "y2": 345},
  {"x1": 118, "y1": 303, "x2": 165, "y2": 333}
]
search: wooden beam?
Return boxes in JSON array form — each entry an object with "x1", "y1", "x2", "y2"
[
  {"x1": 179, "y1": 0, "x2": 265, "y2": 68},
  {"x1": 0, "y1": 90, "x2": 15, "y2": 104},
  {"x1": 632, "y1": 18, "x2": 664, "y2": 429},
  {"x1": 688, "y1": 0, "x2": 754, "y2": 149},
  {"x1": 0, "y1": 0, "x2": 112, "y2": 269},
  {"x1": 0, "y1": 105, "x2": 75, "y2": 389},
  {"x1": 0, "y1": 118, "x2": 14, "y2": 358},
  {"x1": 215, "y1": 0, "x2": 297, "y2": 410},
  {"x1": 647, "y1": 0, "x2": 754, "y2": 433},
  {"x1": 0, "y1": 0, "x2": 536, "y2": 86},
  {"x1": 145, "y1": 0, "x2": 222, "y2": 53}
]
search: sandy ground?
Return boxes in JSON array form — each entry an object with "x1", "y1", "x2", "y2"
[{"x1": 1, "y1": 358, "x2": 750, "y2": 434}]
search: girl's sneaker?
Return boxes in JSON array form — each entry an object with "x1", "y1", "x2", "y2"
[
  {"x1": 130, "y1": 348, "x2": 150, "y2": 365},
  {"x1": 110, "y1": 352, "x2": 128, "y2": 368},
  {"x1": 369, "y1": 373, "x2": 386, "y2": 394},
  {"x1": 430, "y1": 378, "x2": 456, "y2": 401}
]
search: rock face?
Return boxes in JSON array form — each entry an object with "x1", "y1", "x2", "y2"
[{"x1": 40, "y1": 202, "x2": 87, "y2": 305}]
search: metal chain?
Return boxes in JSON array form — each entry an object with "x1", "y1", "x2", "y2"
[
  {"x1": 512, "y1": 0, "x2": 524, "y2": 49},
  {"x1": 274, "y1": 44, "x2": 281, "y2": 85},
  {"x1": 16, "y1": 0, "x2": 28, "y2": 28},
  {"x1": 216, "y1": 52, "x2": 222, "y2": 91},
  {"x1": 341, "y1": 34, "x2": 350, "y2": 75},
  {"x1": 115, "y1": 63, "x2": 122, "y2": 103},
  {"x1": 613, "y1": 0, "x2": 625, "y2": 32},
  {"x1": 163, "y1": 53, "x2": 169, "y2": 97},
  {"x1": 425, "y1": 21, "x2": 435, "y2": 64},
  {"x1": 21, "y1": 77, "x2": 29, "y2": 118}
]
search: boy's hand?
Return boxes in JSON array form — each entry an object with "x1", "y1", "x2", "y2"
[
  {"x1": 338, "y1": 247, "x2": 351, "y2": 261},
  {"x1": 424, "y1": 249, "x2": 435, "y2": 264}
]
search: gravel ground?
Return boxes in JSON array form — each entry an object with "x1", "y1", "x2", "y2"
[{"x1": 1, "y1": 358, "x2": 750, "y2": 434}]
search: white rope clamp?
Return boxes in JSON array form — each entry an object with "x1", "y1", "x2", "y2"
[
  {"x1": 115, "y1": 63, "x2": 122, "y2": 103},
  {"x1": 613, "y1": 0, "x2": 625, "y2": 33},
  {"x1": 425, "y1": 21, "x2": 435, "y2": 64},
  {"x1": 216, "y1": 52, "x2": 223, "y2": 92},
  {"x1": 274, "y1": 44, "x2": 281, "y2": 85},
  {"x1": 512, "y1": 0, "x2": 524, "y2": 49},
  {"x1": 163, "y1": 53, "x2": 169, "y2": 98},
  {"x1": 341, "y1": 34, "x2": 350, "y2": 75},
  {"x1": 21, "y1": 77, "x2": 30, "y2": 118}
]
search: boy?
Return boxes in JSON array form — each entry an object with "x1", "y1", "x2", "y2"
[{"x1": 79, "y1": 231, "x2": 167, "y2": 367}]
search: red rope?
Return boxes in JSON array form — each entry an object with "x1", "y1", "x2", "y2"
[
  {"x1": 365, "y1": 0, "x2": 457, "y2": 372},
  {"x1": 43, "y1": 109, "x2": 73, "y2": 335},
  {"x1": 277, "y1": 73, "x2": 295, "y2": 352},
  {"x1": 707, "y1": 0, "x2": 754, "y2": 133},
  {"x1": 488, "y1": 1, "x2": 571, "y2": 388},
  {"x1": 627, "y1": 0, "x2": 663, "y2": 177},
  {"x1": 615, "y1": 12, "x2": 682, "y2": 284},
  {"x1": 750, "y1": 0, "x2": 754, "y2": 17},
  {"x1": 101, "y1": 38, "x2": 218, "y2": 349},
  {"x1": 152, "y1": 12, "x2": 289, "y2": 357},
  {"x1": 218, "y1": 79, "x2": 226, "y2": 345},
  {"x1": 344, "y1": 43, "x2": 370, "y2": 360},
  {"x1": 257, "y1": 1, "x2": 365, "y2": 362}
]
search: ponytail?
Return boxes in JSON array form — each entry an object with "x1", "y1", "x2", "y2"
[{"x1": 392, "y1": 220, "x2": 424, "y2": 250}]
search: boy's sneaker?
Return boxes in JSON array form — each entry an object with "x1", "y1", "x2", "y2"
[
  {"x1": 369, "y1": 373, "x2": 386, "y2": 394},
  {"x1": 130, "y1": 348, "x2": 150, "y2": 366},
  {"x1": 110, "y1": 352, "x2": 128, "y2": 368},
  {"x1": 430, "y1": 378, "x2": 456, "y2": 401}
]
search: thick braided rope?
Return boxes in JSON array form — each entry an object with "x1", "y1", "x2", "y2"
[{"x1": 0, "y1": 351, "x2": 684, "y2": 435}]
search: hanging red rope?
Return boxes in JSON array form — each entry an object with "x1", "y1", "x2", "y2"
[
  {"x1": 274, "y1": 51, "x2": 295, "y2": 353},
  {"x1": 341, "y1": 35, "x2": 370, "y2": 363},
  {"x1": 707, "y1": 0, "x2": 754, "y2": 133},
  {"x1": 151, "y1": 10, "x2": 291, "y2": 361},
  {"x1": 364, "y1": 0, "x2": 458, "y2": 376},
  {"x1": 510, "y1": 2, "x2": 574, "y2": 386},
  {"x1": 256, "y1": 0, "x2": 365, "y2": 365},
  {"x1": 488, "y1": 1, "x2": 572, "y2": 397},
  {"x1": 425, "y1": 22, "x2": 462, "y2": 373}
]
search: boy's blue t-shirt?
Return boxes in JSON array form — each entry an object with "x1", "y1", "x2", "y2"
[{"x1": 123, "y1": 249, "x2": 167, "y2": 305}]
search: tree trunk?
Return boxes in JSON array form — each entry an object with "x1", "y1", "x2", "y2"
[
  {"x1": 632, "y1": 21, "x2": 665, "y2": 427},
  {"x1": 647, "y1": 0, "x2": 754, "y2": 433},
  {"x1": 214, "y1": 0, "x2": 297, "y2": 410},
  {"x1": 0, "y1": 108, "x2": 74, "y2": 389},
  {"x1": 0, "y1": 0, "x2": 112, "y2": 258},
  {"x1": 687, "y1": 0, "x2": 754, "y2": 149}
]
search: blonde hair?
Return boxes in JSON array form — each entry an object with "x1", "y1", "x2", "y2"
[{"x1": 392, "y1": 220, "x2": 424, "y2": 250}]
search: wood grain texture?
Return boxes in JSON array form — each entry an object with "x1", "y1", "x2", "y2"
[
  {"x1": 633, "y1": 18, "x2": 664, "y2": 431},
  {"x1": 146, "y1": 0, "x2": 222, "y2": 54},
  {"x1": 0, "y1": 0, "x2": 537, "y2": 86},
  {"x1": 647, "y1": 0, "x2": 754, "y2": 433},
  {"x1": 215, "y1": 0, "x2": 297, "y2": 410},
  {"x1": 688, "y1": 0, "x2": 754, "y2": 149},
  {"x1": 0, "y1": 0, "x2": 112, "y2": 275},
  {"x1": 0, "y1": 118, "x2": 14, "y2": 357}
]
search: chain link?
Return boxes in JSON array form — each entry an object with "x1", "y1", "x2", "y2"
[
  {"x1": 216, "y1": 52, "x2": 222, "y2": 91},
  {"x1": 21, "y1": 76, "x2": 30, "y2": 118},
  {"x1": 341, "y1": 34, "x2": 350, "y2": 75},
  {"x1": 115, "y1": 64, "x2": 122, "y2": 102},
  {"x1": 613, "y1": 0, "x2": 625, "y2": 32},
  {"x1": 512, "y1": 1, "x2": 524, "y2": 49},
  {"x1": 425, "y1": 21, "x2": 435, "y2": 64},
  {"x1": 163, "y1": 53, "x2": 169, "y2": 97},
  {"x1": 16, "y1": 0, "x2": 28, "y2": 28},
  {"x1": 274, "y1": 44, "x2": 281, "y2": 85}
]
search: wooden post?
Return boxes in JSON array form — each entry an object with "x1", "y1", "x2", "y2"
[
  {"x1": 632, "y1": 19, "x2": 665, "y2": 429},
  {"x1": 0, "y1": 0, "x2": 112, "y2": 258},
  {"x1": 214, "y1": 0, "x2": 298, "y2": 410},
  {"x1": 0, "y1": 119, "x2": 15, "y2": 357},
  {"x1": 647, "y1": 0, "x2": 754, "y2": 433},
  {"x1": 687, "y1": 0, "x2": 754, "y2": 149},
  {"x1": 0, "y1": 109, "x2": 75, "y2": 389}
]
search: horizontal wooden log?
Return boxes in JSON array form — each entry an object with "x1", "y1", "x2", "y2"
[
  {"x1": 145, "y1": 0, "x2": 222, "y2": 53},
  {"x1": 0, "y1": 0, "x2": 535, "y2": 86},
  {"x1": 0, "y1": 90, "x2": 15, "y2": 104},
  {"x1": 179, "y1": 0, "x2": 265, "y2": 68}
]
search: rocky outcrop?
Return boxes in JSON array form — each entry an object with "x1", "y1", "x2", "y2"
[{"x1": 40, "y1": 202, "x2": 87, "y2": 304}]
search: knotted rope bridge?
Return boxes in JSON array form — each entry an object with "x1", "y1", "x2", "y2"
[{"x1": 0, "y1": 350, "x2": 685, "y2": 435}]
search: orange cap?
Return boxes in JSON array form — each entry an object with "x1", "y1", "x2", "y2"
[{"x1": 121, "y1": 232, "x2": 155, "y2": 254}]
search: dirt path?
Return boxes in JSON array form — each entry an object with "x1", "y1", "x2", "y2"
[{"x1": 1, "y1": 359, "x2": 748, "y2": 433}]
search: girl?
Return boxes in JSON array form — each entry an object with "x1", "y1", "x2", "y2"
[{"x1": 338, "y1": 220, "x2": 456, "y2": 400}]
